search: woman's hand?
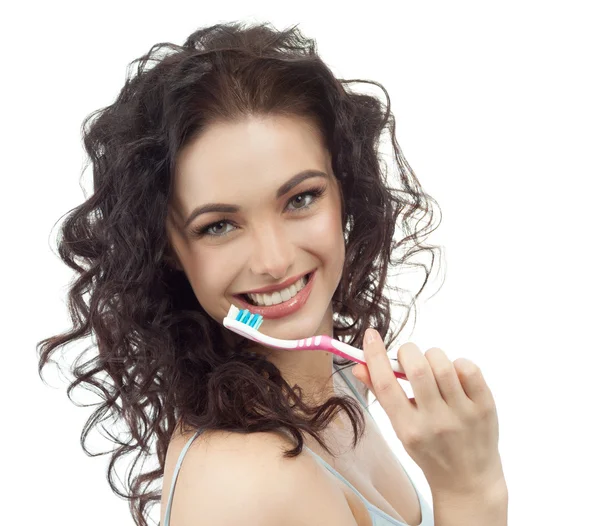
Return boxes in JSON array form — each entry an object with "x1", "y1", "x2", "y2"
[{"x1": 352, "y1": 328, "x2": 506, "y2": 498}]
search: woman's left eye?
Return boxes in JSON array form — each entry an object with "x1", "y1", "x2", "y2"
[
  {"x1": 288, "y1": 190, "x2": 318, "y2": 210},
  {"x1": 191, "y1": 186, "x2": 326, "y2": 238}
]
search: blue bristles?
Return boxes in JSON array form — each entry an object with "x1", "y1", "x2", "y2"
[{"x1": 235, "y1": 308, "x2": 264, "y2": 331}]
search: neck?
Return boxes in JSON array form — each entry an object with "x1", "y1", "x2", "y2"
[{"x1": 220, "y1": 306, "x2": 339, "y2": 406}]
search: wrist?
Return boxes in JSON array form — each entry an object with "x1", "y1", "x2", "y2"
[
  {"x1": 431, "y1": 482, "x2": 508, "y2": 526},
  {"x1": 431, "y1": 460, "x2": 508, "y2": 500},
  {"x1": 433, "y1": 478, "x2": 508, "y2": 507}
]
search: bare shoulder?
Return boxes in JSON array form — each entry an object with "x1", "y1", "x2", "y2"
[{"x1": 161, "y1": 428, "x2": 358, "y2": 526}]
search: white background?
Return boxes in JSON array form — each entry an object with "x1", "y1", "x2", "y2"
[{"x1": 3, "y1": 1, "x2": 598, "y2": 525}]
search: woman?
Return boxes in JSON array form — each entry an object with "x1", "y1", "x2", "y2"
[{"x1": 37, "y1": 21, "x2": 507, "y2": 526}]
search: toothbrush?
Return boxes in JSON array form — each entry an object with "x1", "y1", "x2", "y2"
[{"x1": 223, "y1": 304, "x2": 408, "y2": 380}]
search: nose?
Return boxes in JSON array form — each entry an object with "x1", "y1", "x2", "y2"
[{"x1": 247, "y1": 222, "x2": 295, "y2": 280}]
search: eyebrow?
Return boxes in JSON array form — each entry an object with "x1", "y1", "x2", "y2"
[{"x1": 182, "y1": 169, "x2": 329, "y2": 229}]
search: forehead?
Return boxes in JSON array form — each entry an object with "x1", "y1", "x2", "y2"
[{"x1": 173, "y1": 114, "x2": 331, "y2": 196}]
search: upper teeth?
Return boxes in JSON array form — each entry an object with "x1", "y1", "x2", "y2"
[{"x1": 247, "y1": 275, "x2": 308, "y2": 306}]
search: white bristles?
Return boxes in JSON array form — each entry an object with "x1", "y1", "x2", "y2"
[{"x1": 224, "y1": 303, "x2": 264, "y2": 331}]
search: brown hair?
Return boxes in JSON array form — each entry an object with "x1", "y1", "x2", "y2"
[{"x1": 36, "y1": 21, "x2": 442, "y2": 526}]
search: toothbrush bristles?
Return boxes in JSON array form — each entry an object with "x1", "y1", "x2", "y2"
[{"x1": 226, "y1": 304, "x2": 264, "y2": 331}]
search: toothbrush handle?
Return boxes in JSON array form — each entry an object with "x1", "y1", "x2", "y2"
[{"x1": 306, "y1": 335, "x2": 408, "y2": 381}]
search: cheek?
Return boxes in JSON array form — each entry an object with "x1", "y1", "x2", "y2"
[{"x1": 304, "y1": 210, "x2": 345, "y2": 264}]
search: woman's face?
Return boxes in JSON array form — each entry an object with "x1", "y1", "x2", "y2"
[{"x1": 166, "y1": 114, "x2": 346, "y2": 343}]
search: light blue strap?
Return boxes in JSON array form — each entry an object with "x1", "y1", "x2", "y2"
[{"x1": 163, "y1": 428, "x2": 203, "y2": 526}]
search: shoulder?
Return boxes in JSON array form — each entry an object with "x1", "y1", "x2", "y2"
[{"x1": 161, "y1": 428, "x2": 358, "y2": 526}]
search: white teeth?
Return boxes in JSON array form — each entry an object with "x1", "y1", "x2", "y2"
[
  {"x1": 280, "y1": 288, "x2": 291, "y2": 302},
  {"x1": 248, "y1": 275, "x2": 308, "y2": 306},
  {"x1": 269, "y1": 291, "x2": 284, "y2": 305}
]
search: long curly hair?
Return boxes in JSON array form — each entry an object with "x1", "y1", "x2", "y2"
[{"x1": 36, "y1": 21, "x2": 443, "y2": 526}]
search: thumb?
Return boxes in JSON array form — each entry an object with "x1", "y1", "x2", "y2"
[{"x1": 352, "y1": 363, "x2": 374, "y2": 392}]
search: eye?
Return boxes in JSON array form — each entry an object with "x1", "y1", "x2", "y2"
[
  {"x1": 190, "y1": 186, "x2": 326, "y2": 239},
  {"x1": 197, "y1": 220, "x2": 234, "y2": 237},
  {"x1": 289, "y1": 193, "x2": 312, "y2": 210}
]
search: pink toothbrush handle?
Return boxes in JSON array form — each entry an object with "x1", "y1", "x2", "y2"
[{"x1": 297, "y1": 334, "x2": 408, "y2": 381}]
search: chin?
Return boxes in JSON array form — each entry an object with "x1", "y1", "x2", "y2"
[{"x1": 266, "y1": 309, "x2": 330, "y2": 341}]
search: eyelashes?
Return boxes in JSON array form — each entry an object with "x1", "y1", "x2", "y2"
[{"x1": 190, "y1": 186, "x2": 326, "y2": 239}]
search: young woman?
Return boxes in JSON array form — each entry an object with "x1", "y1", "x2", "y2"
[{"x1": 37, "y1": 21, "x2": 507, "y2": 526}]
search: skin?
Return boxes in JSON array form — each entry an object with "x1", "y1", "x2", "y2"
[
  {"x1": 164, "y1": 112, "x2": 507, "y2": 507},
  {"x1": 354, "y1": 330, "x2": 507, "y2": 499},
  {"x1": 165, "y1": 114, "x2": 346, "y2": 405}
]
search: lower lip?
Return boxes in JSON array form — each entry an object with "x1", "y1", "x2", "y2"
[{"x1": 234, "y1": 271, "x2": 317, "y2": 319}]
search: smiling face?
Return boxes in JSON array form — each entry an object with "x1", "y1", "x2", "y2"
[{"x1": 165, "y1": 114, "x2": 346, "y2": 344}]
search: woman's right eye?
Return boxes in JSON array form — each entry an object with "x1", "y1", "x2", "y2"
[{"x1": 192, "y1": 220, "x2": 235, "y2": 238}]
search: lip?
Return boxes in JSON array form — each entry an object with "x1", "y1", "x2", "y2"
[
  {"x1": 238, "y1": 269, "x2": 314, "y2": 295},
  {"x1": 233, "y1": 270, "x2": 316, "y2": 320}
]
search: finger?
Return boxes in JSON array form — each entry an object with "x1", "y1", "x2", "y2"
[
  {"x1": 362, "y1": 328, "x2": 414, "y2": 416},
  {"x1": 353, "y1": 364, "x2": 417, "y2": 409},
  {"x1": 396, "y1": 342, "x2": 442, "y2": 411},
  {"x1": 352, "y1": 364, "x2": 374, "y2": 393},
  {"x1": 453, "y1": 358, "x2": 496, "y2": 409},
  {"x1": 424, "y1": 347, "x2": 469, "y2": 407}
]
